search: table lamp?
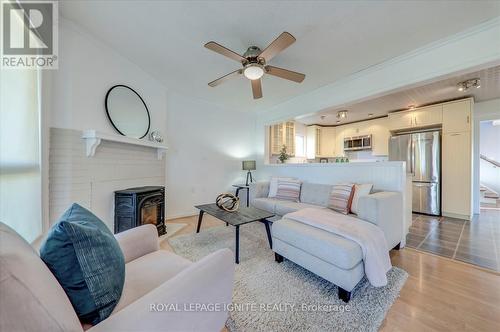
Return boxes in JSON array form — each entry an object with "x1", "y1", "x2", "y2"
[{"x1": 242, "y1": 160, "x2": 256, "y2": 186}]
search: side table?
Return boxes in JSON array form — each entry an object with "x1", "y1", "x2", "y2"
[{"x1": 232, "y1": 184, "x2": 250, "y2": 207}]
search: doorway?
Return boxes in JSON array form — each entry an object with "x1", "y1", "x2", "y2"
[{"x1": 479, "y1": 120, "x2": 500, "y2": 210}]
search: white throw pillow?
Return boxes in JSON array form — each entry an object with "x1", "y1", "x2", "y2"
[
  {"x1": 268, "y1": 177, "x2": 294, "y2": 197},
  {"x1": 350, "y1": 183, "x2": 373, "y2": 215}
]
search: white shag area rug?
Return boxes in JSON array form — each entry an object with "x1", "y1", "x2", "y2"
[{"x1": 169, "y1": 222, "x2": 408, "y2": 332}]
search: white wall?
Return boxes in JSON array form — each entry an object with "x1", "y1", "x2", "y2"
[
  {"x1": 49, "y1": 128, "x2": 165, "y2": 230},
  {"x1": 50, "y1": 19, "x2": 167, "y2": 134},
  {"x1": 473, "y1": 98, "x2": 500, "y2": 213},
  {"x1": 480, "y1": 121, "x2": 500, "y2": 161},
  {"x1": 479, "y1": 122, "x2": 500, "y2": 194},
  {"x1": 165, "y1": 92, "x2": 255, "y2": 219},
  {"x1": 48, "y1": 18, "x2": 256, "y2": 223}
]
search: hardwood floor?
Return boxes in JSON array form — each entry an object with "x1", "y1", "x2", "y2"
[{"x1": 164, "y1": 215, "x2": 500, "y2": 331}]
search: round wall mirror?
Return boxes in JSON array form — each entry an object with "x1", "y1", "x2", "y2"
[{"x1": 105, "y1": 85, "x2": 151, "y2": 139}]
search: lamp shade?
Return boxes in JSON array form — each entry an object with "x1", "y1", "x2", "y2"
[{"x1": 242, "y1": 160, "x2": 256, "y2": 171}]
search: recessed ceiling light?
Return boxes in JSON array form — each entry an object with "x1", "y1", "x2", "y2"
[
  {"x1": 320, "y1": 115, "x2": 327, "y2": 120},
  {"x1": 408, "y1": 105, "x2": 416, "y2": 110},
  {"x1": 336, "y1": 120, "x2": 341, "y2": 123},
  {"x1": 368, "y1": 113, "x2": 373, "y2": 117}
]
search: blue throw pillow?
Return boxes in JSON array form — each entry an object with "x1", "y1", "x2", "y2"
[{"x1": 40, "y1": 203, "x2": 125, "y2": 325}]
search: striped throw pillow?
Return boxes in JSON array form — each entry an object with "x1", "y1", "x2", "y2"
[
  {"x1": 328, "y1": 184, "x2": 355, "y2": 214},
  {"x1": 275, "y1": 179, "x2": 302, "y2": 202}
]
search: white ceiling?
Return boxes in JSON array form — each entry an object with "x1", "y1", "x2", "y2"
[
  {"x1": 297, "y1": 65, "x2": 500, "y2": 125},
  {"x1": 59, "y1": 1, "x2": 500, "y2": 112}
]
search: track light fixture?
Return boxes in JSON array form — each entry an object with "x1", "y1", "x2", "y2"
[
  {"x1": 457, "y1": 78, "x2": 480, "y2": 92},
  {"x1": 337, "y1": 110, "x2": 348, "y2": 119}
]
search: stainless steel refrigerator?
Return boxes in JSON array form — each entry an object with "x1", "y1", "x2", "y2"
[{"x1": 389, "y1": 130, "x2": 441, "y2": 215}]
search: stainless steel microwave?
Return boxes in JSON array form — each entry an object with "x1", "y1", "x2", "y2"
[{"x1": 344, "y1": 135, "x2": 372, "y2": 151}]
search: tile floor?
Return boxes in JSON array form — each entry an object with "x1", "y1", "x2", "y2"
[{"x1": 406, "y1": 209, "x2": 500, "y2": 271}]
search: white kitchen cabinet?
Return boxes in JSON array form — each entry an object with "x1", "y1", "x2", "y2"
[
  {"x1": 334, "y1": 126, "x2": 345, "y2": 156},
  {"x1": 414, "y1": 105, "x2": 443, "y2": 128},
  {"x1": 442, "y1": 99, "x2": 472, "y2": 133},
  {"x1": 341, "y1": 123, "x2": 358, "y2": 137},
  {"x1": 388, "y1": 111, "x2": 414, "y2": 131},
  {"x1": 366, "y1": 118, "x2": 390, "y2": 156},
  {"x1": 320, "y1": 127, "x2": 336, "y2": 157},
  {"x1": 388, "y1": 105, "x2": 442, "y2": 131},
  {"x1": 306, "y1": 125, "x2": 319, "y2": 159},
  {"x1": 306, "y1": 125, "x2": 336, "y2": 158},
  {"x1": 315, "y1": 127, "x2": 321, "y2": 156},
  {"x1": 442, "y1": 131, "x2": 472, "y2": 219},
  {"x1": 270, "y1": 121, "x2": 295, "y2": 155},
  {"x1": 270, "y1": 123, "x2": 283, "y2": 155},
  {"x1": 284, "y1": 121, "x2": 295, "y2": 154}
]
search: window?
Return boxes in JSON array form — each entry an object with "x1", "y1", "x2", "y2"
[
  {"x1": 295, "y1": 135, "x2": 305, "y2": 157},
  {"x1": 0, "y1": 11, "x2": 42, "y2": 242}
]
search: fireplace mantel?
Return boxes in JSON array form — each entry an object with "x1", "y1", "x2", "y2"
[{"x1": 82, "y1": 129, "x2": 168, "y2": 160}]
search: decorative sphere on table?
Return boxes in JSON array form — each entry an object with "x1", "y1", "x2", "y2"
[{"x1": 216, "y1": 193, "x2": 240, "y2": 212}]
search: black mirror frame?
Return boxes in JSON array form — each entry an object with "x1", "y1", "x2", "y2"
[{"x1": 105, "y1": 84, "x2": 151, "y2": 139}]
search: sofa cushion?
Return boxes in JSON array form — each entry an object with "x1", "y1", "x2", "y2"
[
  {"x1": 328, "y1": 184, "x2": 355, "y2": 214},
  {"x1": 252, "y1": 197, "x2": 281, "y2": 213},
  {"x1": 112, "y1": 250, "x2": 191, "y2": 314},
  {"x1": 275, "y1": 178, "x2": 302, "y2": 202},
  {"x1": 351, "y1": 183, "x2": 373, "y2": 215},
  {"x1": 268, "y1": 177, "x2": 295, "y2": 197},
  {"x1": 0, "y1": 223, "x2": 82, "y2": 332},
  {"x1": 40, "y1": 203, "x2": 125, "y2": 325},
  {"x1": 275, "y1": 201, "x2": 325, "y2": 216},
  {"x1": 300, "y1": 182, "x2": 332, "y2": 206},
  {"x1": 272, "y1": 218, "x2": 363, "y2": 270}
]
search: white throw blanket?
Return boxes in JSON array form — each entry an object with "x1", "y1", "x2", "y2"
[{"x1": 284, "y1": 208, "x2": 392, "y2": 287}]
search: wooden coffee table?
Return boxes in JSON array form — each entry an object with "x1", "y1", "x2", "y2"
[{"x1": 195, "y1": 203, "x2": 275, "y2": 264}]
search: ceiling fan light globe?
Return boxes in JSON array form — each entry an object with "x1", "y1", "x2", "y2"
[{"x1": 244, "y1": 64, "x2": 264, "y2": 80}]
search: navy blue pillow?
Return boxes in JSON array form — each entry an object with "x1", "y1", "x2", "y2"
[{"x1": 40, "y1": 203, "x2": 125, "y2": 325}]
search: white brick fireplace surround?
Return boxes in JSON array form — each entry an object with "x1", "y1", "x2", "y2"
[{"x1": 49, "y1": 127, "x2": 166, "y2": 231}]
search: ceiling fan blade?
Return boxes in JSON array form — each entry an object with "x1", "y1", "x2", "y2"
[
  {"x1": 251, "y1": 79, "x2": 263, "y2": 99},
  {"x1": 208, "y1": 69, "x2": 242, "y2": 87},
  {"x1": 259, "y1": 32, "x2": 296, "y2": 62},
  {"x1": 204, "y1": 41, "x2": 246, "y2": 63},
  {"x1": 265, "y1": 65, "x2": 305, "y2": 83}
]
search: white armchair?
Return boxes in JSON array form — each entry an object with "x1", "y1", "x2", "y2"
[{"x1": 0, "y1": 222, "x2": 235, "y2": 332}]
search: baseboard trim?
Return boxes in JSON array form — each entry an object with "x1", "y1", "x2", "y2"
[{"x1": 442, "y1": 212, "x2": 472, "y2": 221}]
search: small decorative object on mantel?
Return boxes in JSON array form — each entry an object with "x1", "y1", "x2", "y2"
[
  {"x1": 149, "y1": 130, "x2": 164, "y2": 143},
  {"x1": 278, "y1": 145, "x2": 290, "y2": 164},
  {"x1": 215, "y1": 193, "x2": 240, "y2": 212}
]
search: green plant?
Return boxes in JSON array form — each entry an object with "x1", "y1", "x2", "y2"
[{"x1": 278, "y1": 145, "x2": 290, "y2": 163}]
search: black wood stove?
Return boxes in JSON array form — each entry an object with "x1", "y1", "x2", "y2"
[{"x1": 114, "y1": 186, "x2": 166, "y2": 236}]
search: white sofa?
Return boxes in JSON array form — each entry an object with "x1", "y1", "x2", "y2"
[
  {"x1": 249, "y1": 181, "x2": 403, "y2": 302},
  {"x1": 0, "y1": 223, "x2": 234, "y2": 332}
]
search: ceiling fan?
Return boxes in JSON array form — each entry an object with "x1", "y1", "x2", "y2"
[{"x1": 204, "y1": 32, "x2": 305, "y2": 99}]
